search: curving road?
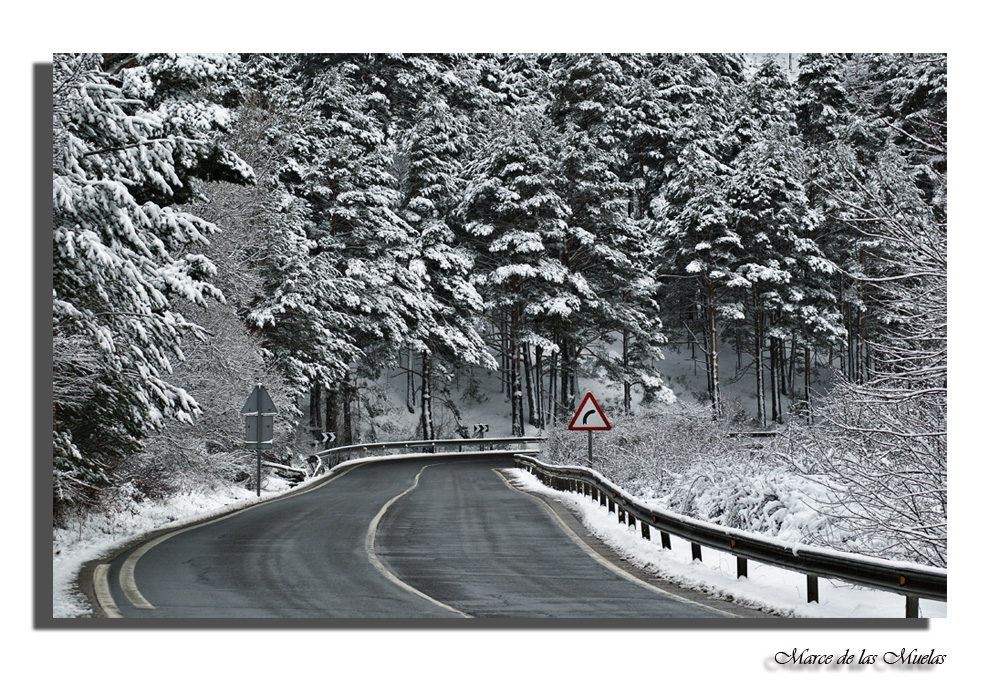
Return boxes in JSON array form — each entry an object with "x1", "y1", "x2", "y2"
[{"x1": 93, "y1": 453, "x2": 762, "y2": 620}]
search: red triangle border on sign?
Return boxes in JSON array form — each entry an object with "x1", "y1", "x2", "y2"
[{"x1": 567, "y1": 392, "x2": 612, "y2": 431}]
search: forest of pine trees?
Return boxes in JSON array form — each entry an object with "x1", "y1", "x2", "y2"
[{"x1": 51, "y1": 53, "x2": 946, "y2": 532}]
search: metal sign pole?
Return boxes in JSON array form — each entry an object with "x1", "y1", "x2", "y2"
[
  {"x1": 588, "y1": 430, "x2": 593, "y2": 463},
  {"x1": 255, "y1": 385, "x2": 262, "y2": 497}
]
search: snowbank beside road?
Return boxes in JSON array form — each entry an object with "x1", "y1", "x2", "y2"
[
  {"x1": 506, "y1": 468, "x2": 946, "y2": 618},
  {"x1": 52, "y1": 478, "x2": 295, "y2": 618}
]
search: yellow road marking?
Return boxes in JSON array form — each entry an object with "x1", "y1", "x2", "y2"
[
  {"x1": 114, "y1": 462, "x2": 368, "y2": 612},
  {"x1": 93, "y1": 564, "x2": 121, "y2": 618}
]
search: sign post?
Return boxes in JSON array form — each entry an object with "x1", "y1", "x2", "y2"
[
  {"x1": 242, "y1": 384, "x2": 277, "y2": 497},
  {"x1": 567, "y1": 391, "x2": 611, "y2": 463}
]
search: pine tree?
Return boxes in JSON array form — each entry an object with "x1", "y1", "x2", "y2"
[
  {"x1": 400, "y1": 93, "x2": 495, "y2": 439},
  {"x1": 545, "y1": 53, "x2": 664, "y2": 415},
  {"x1": 725, "y1": 59, "x2": 842, "y2": 425},
  {"x1": 654, "y1": 54, "x2": 745, "y2": 417},
  {"x1": 461, "y1": 105, "x2": 570, "y2": 434}
]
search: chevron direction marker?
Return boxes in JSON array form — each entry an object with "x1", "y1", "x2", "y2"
[{"x1": 322, "y1": 431, "x2": 337, "y2": 443}]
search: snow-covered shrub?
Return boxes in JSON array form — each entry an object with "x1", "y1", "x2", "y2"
[
  {"x1": 656, "y1": 454, "x2": 842, "y2": 544},
  {"x1": 542, "y1": 403, "x2": 843, "y2": 547},
  {"x1": 543, "y1": 401, "x2": 745, "y2": 496},
  {"x1": 784, "y1": 389, "x2": 947, "y2": 567}
]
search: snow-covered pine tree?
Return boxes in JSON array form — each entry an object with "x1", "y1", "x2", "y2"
[
  {"x1": 545, "y1": 53, "x2": 665, "y2": 416},
  {"x1": 461, "y1": 104, "x2": 571, "y2": 434},
  {"x1": 654, "y1": 54, "x2": 745, "y2": 417},
  {"x1": 400, "y1": 92, "x2": 496, "y2": 439},
  {"x1": 792, "y1": 53, "x2": 870, "y2": 409},
  {"x1": 52, "y1": 53, "x2": 254, "y2": 518},
  {"x1": 258, "y1": 56, "x2": 439, "y2": 444},
  {"x1": 725, "y1": 59, "x2": 842, "y2": 426}
]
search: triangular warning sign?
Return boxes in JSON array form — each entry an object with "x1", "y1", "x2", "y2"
[{"x1": 568, "y1": 392, "x2": 612, "y2": 431}]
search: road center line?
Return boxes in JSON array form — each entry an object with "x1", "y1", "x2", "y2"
[{"x1": 366, "y1": 464, "x2": 471, "y2": 618}]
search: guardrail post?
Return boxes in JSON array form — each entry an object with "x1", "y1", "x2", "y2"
[
  {"x1": 661, "y1": 531, "x2": 671, "y2": 550},
  {"x1": 737, "y1": 556, "x2": 748, "y2": 579},
  {"x1": 807, "y1": 575, "x2": 819, "y2": 603},
  {"x1": 691, "y1": 543, "x2": 702, "y2": 562},
  {"x1": 906, "y1": 596, "x2": 919, "y2": 618},
  {"x1": 641, "y1": 522, "x2": 650, "y2": 540},
  {"x1": 627, "y1": 513, "x2": 636, "y2": 530},
  {"x1": 618, "y1": 507, "x2": 626, "y2": 524},
  {"x1": 600, "y1": 492, "x2": 606, "y2": 507}
]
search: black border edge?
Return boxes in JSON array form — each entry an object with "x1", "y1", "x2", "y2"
[{"x1": 35, "y1": 61, "x2": 55, "y2": 629}]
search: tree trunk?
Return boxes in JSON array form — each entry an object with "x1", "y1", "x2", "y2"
[
  {"x1": 511, "y1": 339, "x2": 523, "y2": 436},
  {"x1": 548, "y1": 349, "x2": 558, "y2": 426},
  {"x1": 754, "y1": 294, "x2": 767, "y2": 427},
  {"x1": 804, "y1": 345, "x2": 813, "y2": 425},
  {"x1": 735, "y1": 331, "x2": 742, "y2": 373},
  {"x1": 310, "y1": 381, "x2": 323, "y2": 434},
  {"x1": 560, "y1": 338, "x2": 572, "y2": 419},
  {"x1": 500, "y1": 312, "x2": 509, "y2": 397},
  {"x1": 325, "y1": 386, "x2": 338, "y2": 441},
  {"x1": 536, "y1": 345, "x2": 545, "y2": 430},
  {"x1": 769, "y1": 335, "x2": 783, "y2": 424},
  {"x1": 522, "y1": 343, "x2": 536, "y2": 428},
  {"x1": 787, "y1": 335, "x2": 797, "y2": 397},
  {"x1": 342, "y1": 382, "x2": 353, "y2": 446},
  {"x1": 405, "y1": 347, "x2": 415, "y2": 414},
  {"x1": 622, "y1": 330, "x2": 632, "y2": 412},
  {"x1": 704, "y1": 281, "x2": 721, "y2": 419},
  {"x1": 419, "y1": 351, "x2": 434, "y2": 440}
]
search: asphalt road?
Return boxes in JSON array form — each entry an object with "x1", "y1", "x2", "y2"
[{"x1": 95, "y1": 453, "x2": 762, "y2": 620}]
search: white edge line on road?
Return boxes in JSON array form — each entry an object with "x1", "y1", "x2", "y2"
[
  {"x1": 493, "y1": 469, "x2": 739, "y2": 618},
  {"x1": 366, "y1": 464, "x2": 471, "y2": 618}
]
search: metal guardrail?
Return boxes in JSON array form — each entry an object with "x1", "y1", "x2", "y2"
[
  {"x1": 513, "y1": 454, "x2": 947, "y2": 618},
  {"x1": 304, "y1": 436, "x2": 546, "y2": 476}
]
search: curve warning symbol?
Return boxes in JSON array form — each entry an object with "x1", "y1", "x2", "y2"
[{"x1": 567, "y1": 392, "x2": 612, "y2": 431}]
